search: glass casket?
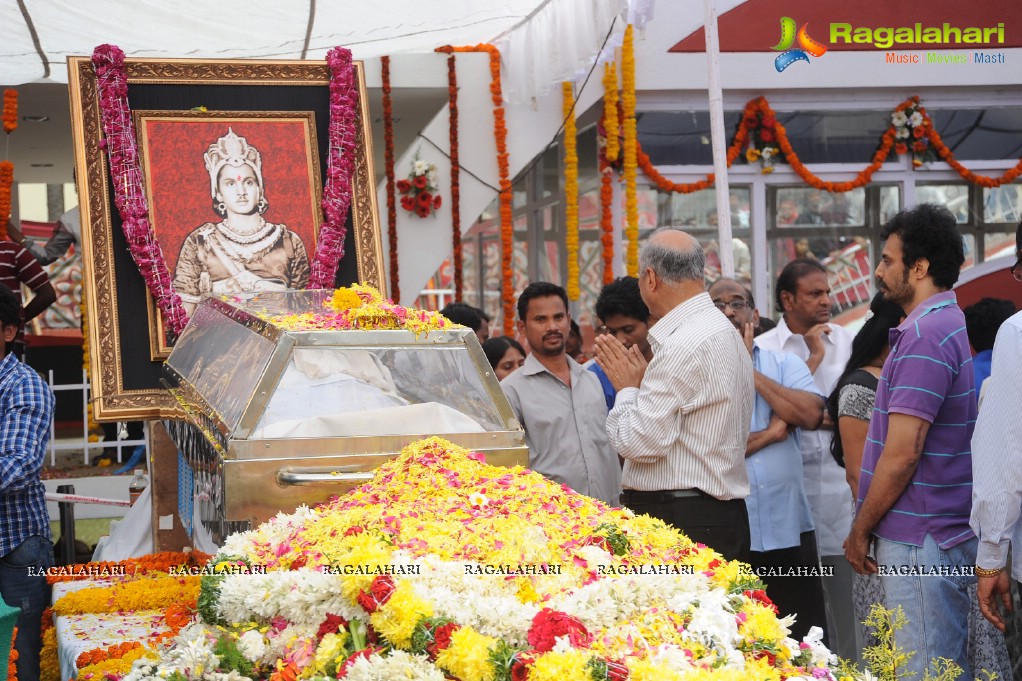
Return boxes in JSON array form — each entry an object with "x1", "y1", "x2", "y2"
[{"x1": 163, "y1": 290, "x2": 527, "y2": 546}]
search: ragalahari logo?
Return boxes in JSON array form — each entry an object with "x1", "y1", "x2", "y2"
[{"x1": 771, "y1": 17, "x2": 828, "y2": 72}]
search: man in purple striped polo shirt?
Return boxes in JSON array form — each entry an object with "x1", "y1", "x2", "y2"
[{"x1": 844, "y1": 203, "x2": 976, "y2": 678}]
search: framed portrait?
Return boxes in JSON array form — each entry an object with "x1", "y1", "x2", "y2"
[
  {"x1": 136, "y1": 111, "x2": 323, "y2": 359},
  {"x1": 68, "y1": 57, "x2": 385, "y2": 422}
]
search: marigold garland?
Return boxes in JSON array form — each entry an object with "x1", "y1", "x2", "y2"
[
  {"x1": 602, "y1": 63, "x2": 619, "y2": 164},
  {"x1": 45, "y1": 550, "x2": 211, "y2": 584},
  {"x1": 2, "y1": 89, "x2": 16, "y2": 134},
  {"x1": 438, "y1": 44, "x2": 512, "y2": 334},
  {"x1": 40, "y1": 624, "x2": 59, "y2": 681},
  {"x1": 562, "y1": 82, "x2": 580, "y2": 301},
  {"x1": 381, "y1": 56, "x2": 399, "y2": 302},
  {"x1": 632, "y1": 95, "x2": 1022, "y2": 195},
  {"x1": 447, "y1": 54, "x2": 463, "y2": 302},
  {"x1": 599, "y1": 157, "x2": 615, "y2": 285},
  {"x1": 76, "y1": 640, "x2": 142, "y2": 668},
  {"x1": 52, "y1": 573, "x2": 200, "y2": 616},
  {"x1": 77, "y1": 646, "x2": 153, "y2": 677},
  {"x1": 0, "y1": 161, "x2": 12, "y2": 241},
  {"x1": 7, "y1": 626, "x2": 16, "y2": 681},
  {"x1": 621, "y1": 25, "x2": 639, "y2": 277}
]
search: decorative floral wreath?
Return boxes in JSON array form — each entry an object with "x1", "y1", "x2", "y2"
[
  {"x1": 397, "y1": 155, "x2": 441, "y2": 218},
  {"x1": 891, "y1": 99, "x2": 935, "y2": 168}
]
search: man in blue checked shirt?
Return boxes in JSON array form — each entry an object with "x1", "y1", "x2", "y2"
[{"x1": 0, "y1": 283, "x2": 55, "y2": 681}]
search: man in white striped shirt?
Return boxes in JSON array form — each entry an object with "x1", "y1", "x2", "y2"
[{"x1": 595, "y1": 228, "x2": 755, "y2": 561}]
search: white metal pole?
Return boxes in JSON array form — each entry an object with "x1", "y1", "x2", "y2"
[{"x1": 703, "y1": 0, "x2": 734, "y2": 279}]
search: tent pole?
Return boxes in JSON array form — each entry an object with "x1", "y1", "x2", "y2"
[{"x1": 703, "y1": 0, "x2": 734, "y2": 279}]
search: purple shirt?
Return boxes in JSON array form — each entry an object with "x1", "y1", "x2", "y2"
[{"x1": 858, "y1": 291, "x2": 976, "y2": 549}]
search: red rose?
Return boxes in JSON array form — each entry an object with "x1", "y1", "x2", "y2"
[
  {"x1": 416, "y1": 205, "x2": 431, "y2": 218},
  {"x1": 759, "y1": 129, "x2": 775, "y2": 143},
  {"x1": 417, "y1": 191, "x2": 433, "y2": 208},
  {"x1": 510, "y1": 651, "x2": 536, "y2": 681},
  {"x1": 433, "y1": 194, "x2": 442, "y2": 209},
  {"x1": 526, "y1": 608, "x2": 591, "y2": 652},
  {"x1": 356, "y1": 575, "x2": 395, "y2": 613},
  {"x1": 317, "y1": 613, "x2": 348, "y2": 639},
  {"x1": 400, "y1": 195, "x2": 415, "y2": 211},
  {"x1": 912, "y1": 140, "x2": 928, "y2": 152},
  {"x1": 743, "y1": 589, "x2": 778, "y2": 614},
  {"x1": 396, "y1": 179, "x2": 412, "y2": 193},
  {"x1": 414, "y1": 175, "x2": 428, "y2": 189},
  {"x1": 895, "y1": 142, "x2": 908, "y2": 155},
  {"x1": 426, "y1": 622, "x2": 459, "y2": 660},
  {"x1": 913, "y1": 125, "x2": 924, "y2": 138}
]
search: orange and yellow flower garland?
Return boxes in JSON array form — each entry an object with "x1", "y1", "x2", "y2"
[
  {"x1": 52, "y1": 573, "x2": 200, "y2": 616},
  {"x1": 448, "y1": 53, "x2": 463, "y2": 301},
  {"x1": 7, "y1": 626, "x2": 16, "y2": 681},
  {"x1": 381, "y1": 56, "x2": 400, "y2": 302},
  {"x1": 632, "y1": 95, "x2": 1022, "y2": 195},
  {"x1": 602, "y1": 62, "x2": 619, "y2": 164},
  {"x1": 2, "y1": 89, "x2": 16, "y2": 134},
  {"x1": 562, "y1": 82, "x2": 579, "y2": 300},
  {"x1": 45, "y1": 550, "x2": 210, "y2": 584},
  {"x1": 621, "y1": 25, "x2": 639, "y2": 276},
  {"x1": 0, "y1": 161, "x2": 12, "y2": 240},
  {"x1": 599, "y1": 158, "x2": 615, "y2": 285},
  {"x1": 438, "y1": 44, "x2": 513, "y2": 334}
]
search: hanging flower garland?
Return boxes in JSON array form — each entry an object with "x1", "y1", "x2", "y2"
[
  {"x1": 563, "y1": 82, "x2": 579, "y2": 301},
  {"x1": 381, "y1": 55, "x2": 399, "y2": 302},
  {"x1": 602, "y1": 63, "x2": 619, "y2": 164},
  {"x1": 621, "y1": 25, "x2": 639, "y2": 277},
  {"x1": 631, "y1": 94, "x2": 1022, "y2": 195},
  {"x1": 308, "y1": 46, "x2": 360, "y2": 289},
  {"x1": 0, "y1": 88, "x2": 16, "y2": 242},
  {"x1": 438, "y1": 44, "x2": 513, "y2": 335},
  {"x1": 447, "y1": 53, "x2": 463, "y2": 302},
  {"x1": 599, "y1": 156, "x2": 615, "y2": 285}
]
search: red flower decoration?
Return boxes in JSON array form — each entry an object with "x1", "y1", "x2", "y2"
[
  {"x1": 356, "y1": 575, "x2": 396, "y2": 613},
  {"x1": 426, "y1": 622, "x2": 459, "y2": 660},
  {"x1": 417, "y1": 191, "x2": 433, "y2": 208},
  {"x1": 316, "y1": 613, "x2": 348, "y2": 639},
  {"x1": 398, "y1": 156, "x2": 441, "y2": 218},
  {"x1": 433, "y1": 194, "x2": 442, "y2": 208},
  {"x1": 396, "y1": 179, "x2": 411, "y2": 193},
  {"x1": 413, "y1": 175, "x2": 428, "y2": 189},
  {"x1": 526, "y1": 608, "x2": 591, "y2": 652},
  {"x1": 400, "y1": 195, "x2": 415, "y2": 211}
]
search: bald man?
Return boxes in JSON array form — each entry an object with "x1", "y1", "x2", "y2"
[{"x1": 596, "y1": 228, "x2": 755, "y2": 561}]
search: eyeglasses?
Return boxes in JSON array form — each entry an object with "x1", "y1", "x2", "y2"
[
  {"x1": 713, "y1": 300, "x2": 750, "y2": 311},
  {"x1": 1012, "y1": 259, "x2": 1022, "y2": 282}
]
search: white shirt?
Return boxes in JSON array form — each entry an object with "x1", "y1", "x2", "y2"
[
  {"x1": 755, "y1": 316, "x2": 854, "y2": 555},
  {"x1": 971, "y1": 311, "x2": 1022, "y2": 578},
  {"x1": 606, "y1": 292, "x2": 754, "y2": 500}
]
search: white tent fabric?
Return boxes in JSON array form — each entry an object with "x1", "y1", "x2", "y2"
[{"x1": 0, "y1": 0, "x2": 652, "y2": 101}]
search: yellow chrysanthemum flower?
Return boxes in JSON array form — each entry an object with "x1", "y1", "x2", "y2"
[
  {"x1": 435, "y1": 626, "x2": 498, "y2": 681},
  {"x1": 369, "y1": 581, "x2": 434, "y2": 648},
  {"x1": 742, "y1": 601, "x2": 788, "y2": 643},
  {"x1": 527, "y1": 648, "x2": 594, "y2": 681},
  {"x1": 330, "y1": 287, "x2": 363, "y2": 311}
]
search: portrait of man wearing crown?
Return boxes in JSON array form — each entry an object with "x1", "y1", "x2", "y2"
[{"x1": 170, "y1": 128, "x2": 312, "y2": 315}]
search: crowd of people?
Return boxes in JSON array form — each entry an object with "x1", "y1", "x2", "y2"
[{"x1": 452, "y1": 203, "x2": 1022, "y2": 675}]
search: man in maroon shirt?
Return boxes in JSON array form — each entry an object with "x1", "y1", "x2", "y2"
[{"x1": 0, "y1": 239, "x2": 56, "y2": 357}]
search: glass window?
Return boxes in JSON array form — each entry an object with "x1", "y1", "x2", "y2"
[
  {"x1": 915, "y1": 183, "x2": 970, "y2": 223},
  {"x1": 983, "y1": 183, "x2": 1022, "y2": 226},
  {"x1": 927, "y1": 109, "x2": 1022, "y2": 161}
]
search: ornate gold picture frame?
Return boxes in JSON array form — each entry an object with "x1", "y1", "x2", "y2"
[{"x1": 68, "y1": 56, "x2": 384, "y2": 422}]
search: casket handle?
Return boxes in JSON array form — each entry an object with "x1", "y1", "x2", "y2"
[{"x1": 277, "y1": 470, "x2": 375, "y2": 486}]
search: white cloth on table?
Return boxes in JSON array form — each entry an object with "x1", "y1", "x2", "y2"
[{"x1": 90, "y1": 485, "x2": 153, "y2": 562}]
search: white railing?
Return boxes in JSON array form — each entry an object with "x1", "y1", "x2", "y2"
[{"x1": 44, "y1": 368, "x2": 149, "y2": 467}]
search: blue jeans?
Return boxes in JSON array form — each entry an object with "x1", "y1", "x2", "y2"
[
  {"x1": 0, "y1": 536, "x2": 54, "y2": 681},
  {"x1": 874, "y1": 533, "x2": 975, "y2": 680}
]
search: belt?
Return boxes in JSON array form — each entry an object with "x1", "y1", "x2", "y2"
[{"x1": 620, "y1": 488, "x2": 705, "y2": 504}]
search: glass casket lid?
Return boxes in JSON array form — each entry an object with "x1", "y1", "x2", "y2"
[{"x1": 165, "y1": 290, "x2": 518, "y2": 442}]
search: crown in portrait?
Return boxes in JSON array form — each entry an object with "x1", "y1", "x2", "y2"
[{"x1": 203, "y1": 128, "x2": 264, "y2": 198}]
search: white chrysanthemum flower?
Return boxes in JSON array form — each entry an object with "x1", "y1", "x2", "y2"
[
  {"x1": 908, "y1": 111, "x2": 923, "y2": 127},
  {"x1": 237, "y1": 629, "x2": 267, "y2": 663},
  {"x1": 896, "y1": 127, "x2": 910, "y2": 139},
  {"x1": 344, "y1": 649, "x2": 447, "y2": 681},
  {"x1": 891, "y1": 111, "x2": 908, "y2": 127},
  {"x1": 413, "y1": 159, "x2": 430, "y2": 176}
]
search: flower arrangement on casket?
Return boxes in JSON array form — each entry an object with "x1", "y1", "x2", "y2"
[
  {"x1": 252, "y1": 284, "x2": 454, "y2": 335},
  {"x1": 122, "y1": 437, "x2": 843, "y2": 681}
]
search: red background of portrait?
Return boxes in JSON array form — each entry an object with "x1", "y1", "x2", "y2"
[{"x1": 139, "y1": 116, "x2": 322, "y2": 275}]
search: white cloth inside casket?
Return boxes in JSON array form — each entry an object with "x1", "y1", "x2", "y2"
[{"x1": 253, "y1": 348, "x2": 485, "y2": 437}]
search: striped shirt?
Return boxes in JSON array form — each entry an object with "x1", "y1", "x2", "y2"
[
  {"x1": 0, "y1": 350, "x2": 55, "y2": 557},
  {"x1": 0, "y1": 240, "x2": 51, "y2": 345},
  {"x1": 970, "y1": 310, "x2": 1022, "y2": 577},
  {"x1": 858, "y1": 290, "x2": 976, "y2": 549},
  {"x1": 606, "y1": 292, "x2": 754, "y2": 500}
]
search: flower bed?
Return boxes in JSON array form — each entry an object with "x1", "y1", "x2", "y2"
[{"x1": 117, "y1": 437, "x2": 845, "y2": 680}]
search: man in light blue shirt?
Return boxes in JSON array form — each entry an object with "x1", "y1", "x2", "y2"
[{"x1": 710, "y1": 278, "x2": 828, "y2": 643}]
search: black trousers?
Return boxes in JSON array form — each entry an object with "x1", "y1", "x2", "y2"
[
  {"x1": 750, "y1": 530, "x2": 829, "y2": 644},
  {"x1": 621, "y1": 491, "x2": 751, "y2": 563}
]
